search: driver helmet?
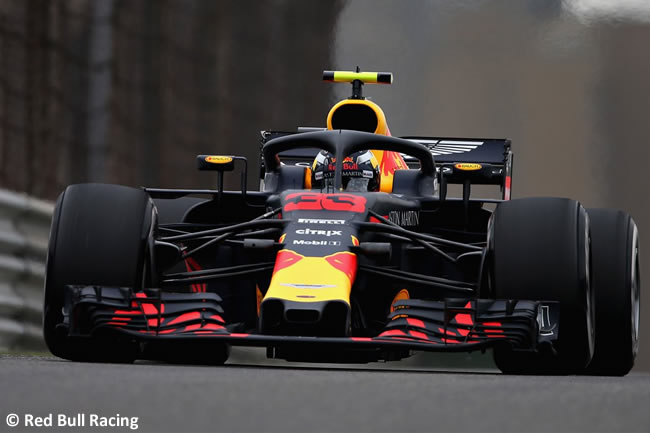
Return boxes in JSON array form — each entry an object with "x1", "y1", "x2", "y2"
[{"x1": 311, "y1": 149, "x2": 380, "y2": 192}]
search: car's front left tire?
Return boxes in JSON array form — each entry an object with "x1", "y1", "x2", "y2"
[{"x1": 488, "y1": 197, "x2": 595, "y2": 374}]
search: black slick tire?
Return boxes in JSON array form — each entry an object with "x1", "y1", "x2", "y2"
[
  {"x1": 585, "y1": 208, "x2": 640, "y2": 376},
  {"x1": 43, "y1": 183, "x2": 155, "y2": 362},
  {"x1": 489, "y1": 197, "x2": 594, "y2": 374}
]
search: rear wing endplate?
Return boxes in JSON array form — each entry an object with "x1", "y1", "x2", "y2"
[{"x1": 402, "y1": 136, "x2": 513, "y2": 200}]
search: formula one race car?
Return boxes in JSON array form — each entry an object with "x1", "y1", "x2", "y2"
[{"x1": 43, "y1": 70, "x2": 640, "y2": 375}]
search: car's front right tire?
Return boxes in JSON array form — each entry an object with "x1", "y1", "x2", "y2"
[{"x1": 43, "y1": 183, "x2": 155, "y2": 362}]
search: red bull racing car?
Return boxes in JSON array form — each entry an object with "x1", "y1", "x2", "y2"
[{"x1": 43, "y1": 70, "x2": 640, "y2": 375}]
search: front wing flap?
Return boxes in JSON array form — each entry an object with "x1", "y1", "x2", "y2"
[{"x1": 63, "y1": 286, "x2": 558, "y2": 354}]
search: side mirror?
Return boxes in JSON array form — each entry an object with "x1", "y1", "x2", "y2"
[
  {"x1": 197, "y1": 155, "x2": 235, "y2": 172},
  {"x1": 195, "y1": 155, "x2": 250, "y2": 205}
]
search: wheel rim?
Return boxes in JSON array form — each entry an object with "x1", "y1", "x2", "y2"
[
  {"x1": 585, "y1": 221, "x2": 595, "y2": 355},
  {"x1": 631, "y1": 225, "x2": 640, "y2": 357}
]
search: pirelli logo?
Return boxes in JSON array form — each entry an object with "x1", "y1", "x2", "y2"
[{"x1": 297, "y1": 218, "x2": 345, "y2": 225}]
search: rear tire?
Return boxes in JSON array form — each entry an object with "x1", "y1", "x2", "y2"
[
  {"x1": 585, "y1": 209, "x2": 640, "y2": 376},
  {"x1": 43, "y1": 184, "x2": 155, "y2": 362},
  {"x1": 489, "y1": 197, "x2": 594, "y2": 374}
]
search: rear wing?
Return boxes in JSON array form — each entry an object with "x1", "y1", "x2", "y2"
[{"x1": 260, "y1": 130, "x2": 513, "y2": 200}]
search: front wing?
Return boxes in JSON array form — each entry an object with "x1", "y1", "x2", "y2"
[{"x1": 62, "y1": 286, "x2": 558, "y2": 357}]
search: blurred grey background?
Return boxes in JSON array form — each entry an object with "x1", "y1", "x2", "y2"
[{"x1": 1, "y1": 0, "x2": 649, "y2": 370}]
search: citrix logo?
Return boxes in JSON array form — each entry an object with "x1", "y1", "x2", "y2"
[{"x1": 295, "y1": 228, "x2": 342, "y2": 237}]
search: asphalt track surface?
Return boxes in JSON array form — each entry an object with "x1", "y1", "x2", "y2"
[{"x1": 2, "y1": 350, "x2": 650, "y2": 433}]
